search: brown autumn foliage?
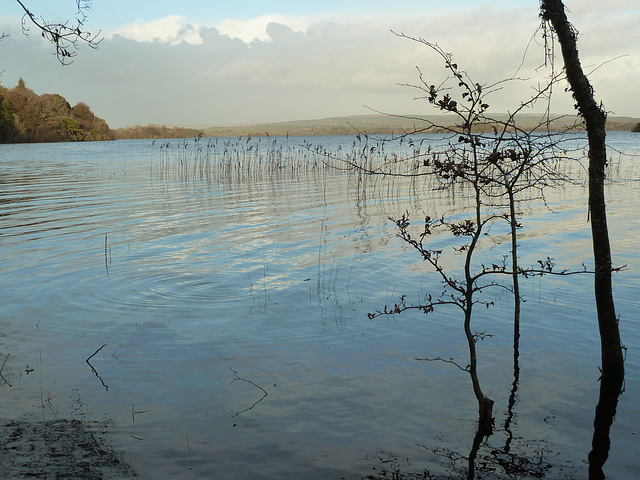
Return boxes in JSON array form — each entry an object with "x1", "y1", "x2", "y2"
[
  {"x1": 0, "y1": 79, "x2": 114, "y2": 143},
  {"x1": 0, "y1": 78, "x2": 206, "y2": 143}
]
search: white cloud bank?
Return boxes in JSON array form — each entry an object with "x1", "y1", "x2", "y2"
[
  {"x1": 110, "y1": 15, "x2": 204, "y2": 45},
  {"x1": 110, "y1": 14, "x2": 312, "y2": 45},
  {"x1": 214, "y1": 15, "x2": 311, "y2": 43}
]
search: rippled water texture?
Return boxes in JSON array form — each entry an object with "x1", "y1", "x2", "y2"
[{"x1": 1, "y1": 134, "x2": 639, "y2": 479}]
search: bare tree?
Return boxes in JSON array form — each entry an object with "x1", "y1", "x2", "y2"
[
  {"x1": 341, "y1": 43, "x2": 586, "y2": 480},
  {"x1": 311, "y1": 4, "x2": 625, "y2": 478},
  {"x1": 310, "y1": 27, "x2": 613, "y2": 477},
  {"x1": 13, "y1": 0, "x2": 101, "y2": 64}
]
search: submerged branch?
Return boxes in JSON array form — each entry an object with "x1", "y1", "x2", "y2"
[
  {"x1": 0, "y1": 354, "x2": 12, "y2": 387},
  {"x1": 229, "y1": 367, "x2": 269, "y2": 416},
  {"x1": 85, "y1": 344, "x2": 108, "y2": 391}
]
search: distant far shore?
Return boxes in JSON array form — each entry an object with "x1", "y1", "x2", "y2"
[
  {"x1": 188, "y1": 113, "x2": 640, "y2": 139},
  {"x1": 3, "y1": 79, "x2": 637, "y2": 143}
]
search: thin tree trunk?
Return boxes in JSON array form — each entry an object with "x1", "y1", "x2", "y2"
[
  {"x1": 466, "y1": 142, "x2": 493, "y2": 437},
  {"x1": 503, "y1": 188, "x2": 521, "y2": 450},
  {"x1": 540, "y1": 0, "x2": 624, "y2": 379}
]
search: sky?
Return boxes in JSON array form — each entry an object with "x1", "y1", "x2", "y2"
[{"x1": 0, "y1": 0, "x2": 638, "y2": 128}]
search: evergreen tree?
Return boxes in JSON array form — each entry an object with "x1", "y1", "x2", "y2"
[{"x1": 1, "y1": 99, "x2": 15, "y2": 127}]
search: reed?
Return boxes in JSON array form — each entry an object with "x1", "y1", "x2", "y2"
[{"x1": 152, "y1": 134, "x2": 436, "y2": 185}]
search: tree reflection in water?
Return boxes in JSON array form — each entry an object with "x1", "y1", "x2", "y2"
[
  {"x1": 363, "y1": 325, "x2": 624, "y2": 480},
  {"x1": 588, "y1": 374, "x2": 624, "y2": 480}
]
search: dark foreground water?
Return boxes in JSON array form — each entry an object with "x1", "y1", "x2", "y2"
[{"x1": 1, "y1": 133, "x2": 639, "y2": 479}]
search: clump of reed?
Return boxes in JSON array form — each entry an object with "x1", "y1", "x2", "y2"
[
  {"x1": 149, "y1": 131, "x2": 624, "y2": 217},
  {"x1": 152, "y1": 133, "x2": 448, "y2": 183},
  {"x1": 153, "y1": 135, "x2": 332, "y2": 184},
  {"x1": 150, "y1": 133, "x2": 478, "y2": 216}
]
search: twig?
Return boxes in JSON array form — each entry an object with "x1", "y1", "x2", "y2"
[
  {"x1": 186, "y1": 420, "x2": 191, "y2": 453},
  {"x1": 104, "y1": 233, "x2": 110, "y2": 276},
  {"x1": 415, "y1": 356, "x2": 470, "y2": 372},
  {"x1": 86, "y1": 344, "x2": 109, "y2": 391},
  {"x1": 0, "y1": 354, "x2": 12, "y2": 387},
  {"x1": 229, "y1": 367, "x2": 268, "y2": 416}
]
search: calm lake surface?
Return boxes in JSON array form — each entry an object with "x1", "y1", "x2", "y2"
[{"x1": 1, "y1": 133, "x2": 639, "y2": 479}]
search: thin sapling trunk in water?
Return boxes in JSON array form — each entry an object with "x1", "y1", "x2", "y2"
[
  {"x1": 465, "y1": 138, "x2": 494, "y2": 436},
  {"x1": 541, "y1": 2, "x2": 625, "y2": 478},
  {"x1": 540, "y1": 0, "x2": 624, "y2": 380}
]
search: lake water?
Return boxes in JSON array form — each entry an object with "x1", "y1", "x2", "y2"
[{"x1": 0, "y1": 133, "x2": 639, "y2": 479}]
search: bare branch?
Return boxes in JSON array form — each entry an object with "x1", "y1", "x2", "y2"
[
  {"x1": 15, "y1": 0, "x2": 101, "y2": 64},
  {"x1": 415, "y1": 356, "x2": 470, "y2": 372}
]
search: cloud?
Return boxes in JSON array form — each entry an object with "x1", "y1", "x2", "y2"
[
  {"x1": 214, "y1": 14, "x2": 311, "y2": 43},
  {"x1": 108, "y1": 13, "x2": 313, "y2": 46},
  {"x1": 110, "y1": 15, "x2": 204, "y2": 45}
]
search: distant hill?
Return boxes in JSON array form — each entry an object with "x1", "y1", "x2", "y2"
[
  {"x1": 202, "y1": 113, "x2": 640, "y2": 138},
  {"x1": 0, "y1": 78, "x2": 114, "y2": 143}
]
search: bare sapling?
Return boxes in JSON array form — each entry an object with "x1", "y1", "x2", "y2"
[{"x1": 362, "y1": 37, "x2": 582, "y2": 446}]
